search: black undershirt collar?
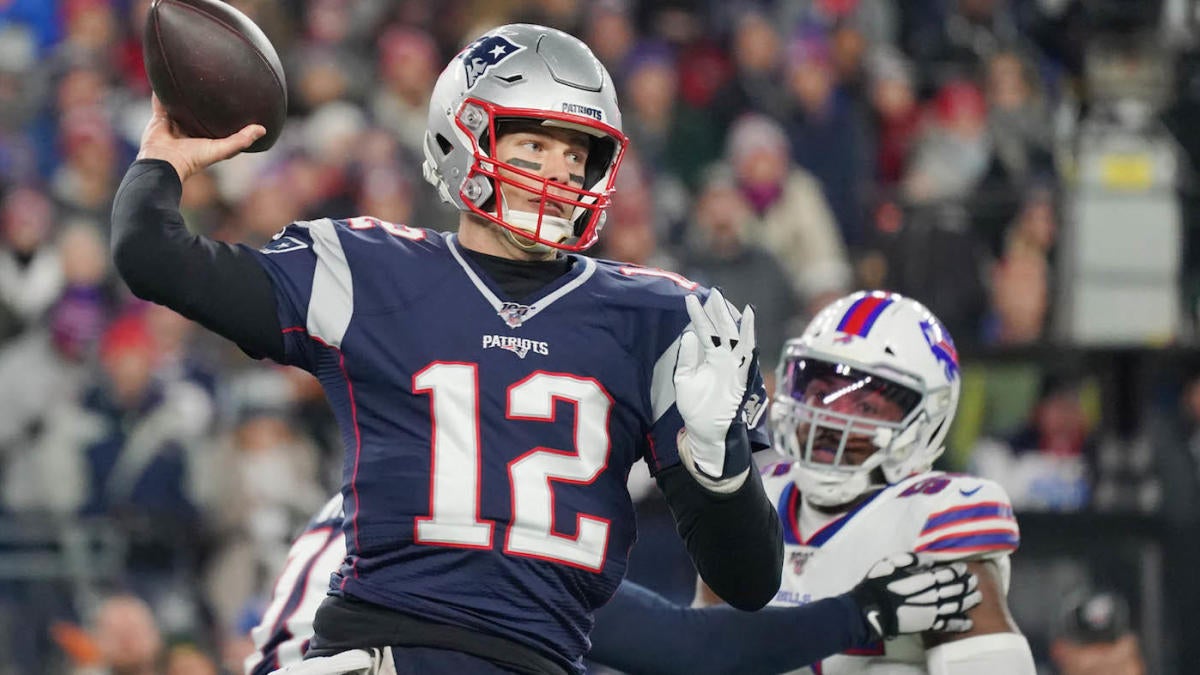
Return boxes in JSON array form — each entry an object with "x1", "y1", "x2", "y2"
[{"x1": 461, "y1": 247, "x2": 574, "y2": 303}]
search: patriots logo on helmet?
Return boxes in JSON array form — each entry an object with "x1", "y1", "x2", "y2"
[
  {"x1": 462, "y1": 35, "x2": 524, "y2": 88},
  {"x1": 920, "y1": 319, "x2": 960, "y2": 380}
]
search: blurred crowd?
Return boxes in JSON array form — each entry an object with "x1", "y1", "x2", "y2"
[{"x1": 0, "y1": 0, "x2": 1195, "y2": 673}]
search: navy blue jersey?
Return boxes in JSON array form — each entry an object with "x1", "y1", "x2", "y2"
[{"x1": 251, "y1": 218, "x2": 768, "y2": 670}]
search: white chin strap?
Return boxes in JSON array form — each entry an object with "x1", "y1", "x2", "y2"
[
  {"x1": 501, "y1": 209, "x2": 575, "y2": 252},
  {"x1": 792, "y1": 464, "x2": 878, "y2": 507}
]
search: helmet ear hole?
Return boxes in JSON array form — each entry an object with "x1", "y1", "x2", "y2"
[{"x1": 435, "y1": 133, "x2": 454, "y2": 156}]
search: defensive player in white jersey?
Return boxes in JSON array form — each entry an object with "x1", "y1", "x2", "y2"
[{"x1": 694, "y1": 290, "x2": 1036, "y2": 674}]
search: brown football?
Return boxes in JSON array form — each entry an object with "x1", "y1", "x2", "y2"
[{"x1": 143, "y1": 0, "x2": 287, "y2": 153}]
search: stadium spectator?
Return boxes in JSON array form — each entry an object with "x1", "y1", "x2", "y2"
[
  {"x1": 679, "y1": 163, "x2": 801, "y2": 374},
  {"x1": 581, "y1": 0, "x2": 636, "y2": 73},
  {"x1": 711, "y1": 9, "x2": 790, "y2": 132},
  {"x1": 89, "y1": 593, "x2": 164, "y2": 675},
  {"x1": 370, "y1": 26, "x2": 439, "y2": 159},
  {"x1": 201, "y1": 401, "x2": 325, "y2": 636},
  {"x1": 785, "y1": 28, "x2": 872, "y2": 246},
  {"x1": 902, "y1": 79, "x2": 993, "y2": 205},
  {"x1": 0, "y1": 185, "x2": 62, "y2": 341},
  {"x1": 164, "y1": 644, "x2": 219, "y2": 675},
  {"x1": 596, "y1": 161, "x2": 679, "y2": 272},
  {"x1": 725, "y1": 113, "x2": 851, "y2": 315},
  {"x1": 1051, "y1": 590, "x2": 1146, "y2": 675},
  {"x1": 904, "y1": 0, "x2": 1023, "y2": 89},
  {"x1": 985, "y1": 49, "x2": 1054, "y2": 188},
  {"x1": 866, "y1": 46, "x2": 922, "y2": 187},
  {"x1": 973, "y1": 371, "x2": 1100, "y2": 511},
  {"x1": 620, "y1": 42, "x2": 723, "y2": 191},
  {"x1": 51, "y1": 107, "x2": 122, "y2": 228}
]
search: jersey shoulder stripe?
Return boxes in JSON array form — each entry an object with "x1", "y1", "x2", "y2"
[
  {"x1": 916, "y1": 529, "x2": 1020, "y2": 554},
  {"x1": 305, "y1": 218, "x2": 353, "y2": 349},
  {"x1": 904, "y1": 474, "x2": 1020, "y2": 558},
  {"x1": 920, "y1": 501, "x2": 1015, "y2": 536},
  {"x1": 589, "y1": 259, "x2": 702, "y2": 301}
]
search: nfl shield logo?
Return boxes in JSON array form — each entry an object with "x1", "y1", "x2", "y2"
[
  {"x1": 790, "y1": 550, "x2": 813, "y2": 576},
  {"x1": 498, "y1": 302, "x2": 532, "y2": 328}
]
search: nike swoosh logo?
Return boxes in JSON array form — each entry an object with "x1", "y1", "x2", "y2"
[
  {"x1": 959, "y1": 486, "x2": 982, "y2": 497},
  {"x1": 865, "y1": 609, "x2": 884, "y2": 637}
]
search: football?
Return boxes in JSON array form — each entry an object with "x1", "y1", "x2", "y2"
[{"x1": 143, "y1": 0, "x2": 287, "y2": 153}]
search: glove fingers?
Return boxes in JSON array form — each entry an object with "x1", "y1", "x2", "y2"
[
  {"x1": 735, "y1": 305, "x2": 756, "y2": 373},
  {"x1": 867, "y1": 551, "x2": 916, "y2": 579},
  {"x1": 675, "y1": 330, "x2": 702, "y2": 379},
  {"x1": 961, "y1": 588, "x2": 983, "y2": 613},
  {"x1": 707, "y1": 290, "x2": 739, "y2": 344},
  {"x1": 932, "y1": 616, "x2": 974, "y2": 633},
  {"x1": 856, "y1": 552, "x2": 985, "y2": 639},
  {"x1": 932, "y1": 562, "x2": 969, "y2": 581},
  {"x1": 935, "y1": 580, "x2": 969, "y2": 602},
  {"x1": 685, "y1": 293, "x2": 720, "y2": 350},
  {"x1": 887, "y1": 573, "x2": 939, "y2": 597},
  {"x1": 866, "y1": 560, "x2": 897, "y2": 579},
  {"x1": 700, "y1": 289, "x2": 736, "y2": 350}
]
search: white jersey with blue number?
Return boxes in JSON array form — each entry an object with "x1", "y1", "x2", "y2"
[{"x1": 760, "y1": 463, "x2": 1020, "y2": 675}]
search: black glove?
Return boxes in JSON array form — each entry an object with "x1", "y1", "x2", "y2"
[{"x1": 848, "y1": 552, "x2": 982, "y2": 640}]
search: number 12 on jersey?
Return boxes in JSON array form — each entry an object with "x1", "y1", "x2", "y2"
[{"x1": 413, "y1": 363, "x2": 613, "y2": 572}]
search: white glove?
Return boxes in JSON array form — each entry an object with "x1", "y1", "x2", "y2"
[
  {"x1": 673, "y1": 289, "x2": 756, "y2": 492},
  {"x1": 269, "y1": 649, "x2": 385, "y2": 675},
  {"x1": 848, "y1": 552, "x2": 983, "y2": 640}
]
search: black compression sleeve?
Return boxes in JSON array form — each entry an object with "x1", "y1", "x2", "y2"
[
  {"x1": 111, "y1": 160, "x2": 284, "y2": 361},
  {"x1": 657, "y1": 464, "x2": 783, "y2": 611},
  {"x1": 589, "y1": 580, "x2": 871, "y2": 675}
]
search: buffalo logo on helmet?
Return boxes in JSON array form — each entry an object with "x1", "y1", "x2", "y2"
[
  {"x1": 462, "y1": 35, "x2": 524, "y2": 88},
  {"x1": 920, "y1": 318, "x2": 960, "y2": 380}
]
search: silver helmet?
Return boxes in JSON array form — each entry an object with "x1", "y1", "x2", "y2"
[{"x1": 422, "y1": 24, "x2": 628, "y2": 252}]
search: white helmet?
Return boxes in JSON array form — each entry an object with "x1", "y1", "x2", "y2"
[
  {"x1": 770, "y1": 291, "x2": 962, "y2": 507},
  {"x1": 422, "y1": 24, "x2": 628, "y2": 252}
]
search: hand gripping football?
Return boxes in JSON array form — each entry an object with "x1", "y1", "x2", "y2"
[{"x1": 143, "y1": 0, "x2": 287, "y2": 152}]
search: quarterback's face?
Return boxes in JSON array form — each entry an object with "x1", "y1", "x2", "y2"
[
  {"x1": 493, "y1": 125, "x2": 590, "y2": 220},
  {"x1": 798, "y1": 374, "x2": 908, "y2": 466}
]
